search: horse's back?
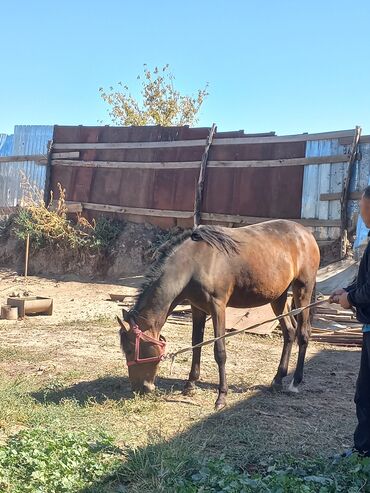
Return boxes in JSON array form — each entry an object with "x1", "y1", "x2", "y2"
[
  {"x1": 223, "y1": 220, "x2": 319, "y2": 266},
  {"x1": 201, "y1": 220, "x2": 319, "y2": 307}
]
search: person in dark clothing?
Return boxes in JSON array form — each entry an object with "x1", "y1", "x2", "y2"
[{"x1": 331, "y1": 186, "x2": 370, "y2": 457}]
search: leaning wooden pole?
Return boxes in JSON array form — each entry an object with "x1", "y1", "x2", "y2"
[
  {"x1": 24, "y1": 234, "x2": 30, "y2": 278},
  {"x1": 193, "y1": 123, "x2": 217, "y2": 228},
  {"x1": 43, "y1": 139, "x2": 53, "y2": 206},
  {"x1": 340, "y1": 125, "x2": 362, "y2": 258}
]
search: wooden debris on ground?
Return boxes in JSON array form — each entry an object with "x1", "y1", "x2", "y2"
[{"x1": 311, "y1": 300, "x2": 363, "y2": 347}]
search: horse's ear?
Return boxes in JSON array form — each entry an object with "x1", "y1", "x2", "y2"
[
  {"x1": 122, "y1": 309, "x2": 130, "y2": 322},
  {"x1": 116, "y1": 316, "x2": 127, "y2": 331}
]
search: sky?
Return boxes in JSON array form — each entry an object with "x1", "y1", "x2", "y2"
[{"x1": 1, "y1": 0, "x2": 370, "y2": 136}]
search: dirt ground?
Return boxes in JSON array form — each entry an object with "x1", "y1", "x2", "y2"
[
  {"x1": 0, "y1": 269, "x2": 141, "y2": 326},
  {"x1": 0, "y1": 269, "x2": 361, "y2": 465}
]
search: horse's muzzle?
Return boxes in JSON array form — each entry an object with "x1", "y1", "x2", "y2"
[{"x1": 132, "y1": 381, "x2": 156, "y2": 394}]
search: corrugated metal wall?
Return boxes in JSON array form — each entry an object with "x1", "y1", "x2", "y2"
[
  {"x1": 301, "y1": 136, "x2": 370, "y2": 242},
  {"x1": 0, "y1": 125, "x2": 52, "y2": 207},
  {"x1": 352, "y1": 142, "x2": 370, "y2": 250}
]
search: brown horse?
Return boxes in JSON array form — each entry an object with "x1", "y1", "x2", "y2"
[{"x1": 117, "y1": 220, "x2": 320, "y2": 409}]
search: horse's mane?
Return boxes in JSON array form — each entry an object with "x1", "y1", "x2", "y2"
[
  {"x1": 131, "y1": 226, "x2": 239, "y2": 314},
  {"x1": 191, "y1": 225, "x2": 240, "y2": 255},
  {"x1": 132, "y1": 230, "x2": 192, "y2": 312}
]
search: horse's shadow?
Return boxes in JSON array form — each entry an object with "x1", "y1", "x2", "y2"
[{"x1": 31, "y1": 375, "x2": 252, "y2": 406}]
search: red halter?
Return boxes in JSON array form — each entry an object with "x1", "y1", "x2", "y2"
[{"x1": 126, "y1": 324, "x2": 166, "y2": 367}]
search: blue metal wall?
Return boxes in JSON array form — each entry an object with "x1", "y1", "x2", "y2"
[
  {"x1": 0, "y1": 125, "x2": 53, "y2": 207},
  {"x1": 301, "y1": 136, "x2": 370, "y2": 245}
]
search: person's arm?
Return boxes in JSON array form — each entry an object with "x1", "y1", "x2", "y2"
[{"x1": 347, "y1": 255, "x2": 370, "y2": 306}]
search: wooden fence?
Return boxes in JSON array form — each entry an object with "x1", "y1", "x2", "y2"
[{"x1": 47, "y1": 125, "x2": 362, "y2": 246}]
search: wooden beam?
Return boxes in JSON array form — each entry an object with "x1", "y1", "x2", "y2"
[
  {"x1": 209, "y1": 154, "x2": 349, "y2": 167},
  {"x1": 339, "y1": 135, "x2": 370, "y2": 145},
  {"x1": 320, "y1": 191, "x2": 363, "y2": 201},
  {"x1": 51, "y1": 201, "x2": 83, "y2": 213},
  {"x1": 64, "y1": 201, "x2": 341, "y2": 227},
  {"x1": 0, "y1": 154, "x2": 47, "y2": 163},
  {"x1": 200, "y1": 213, "x2": 341, "y2": 227},
  {"x1": 211, "y1": 130, "x2": 354, "y2": 146},
  {"x1": 44, "y1": 140, "x2": 53, "y2": 205},
  {"x1": 51, "y1": 154, "x2": 349, "y2": 170},
  {"x1": 52, "y1": 129, "x2": 355, "y2": 151},
  {"x1": 51, "y1": 151, "x2": 80, "y2": 159},
  {"x1": 80, "y1": 202, "x2": 193, "y2": 219},
  {"x1": 194, "y1": 124, "x2": 217, "y2": 227},
  {"x1": 52, "y1": 159, "x2": 201, "y2": 169},
  {"x1": 340, "y1": 126, "x2": 362, "y2": 257}
]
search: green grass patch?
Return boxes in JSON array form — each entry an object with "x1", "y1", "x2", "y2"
[
  {"x1": 0, "y1": 428, "x2": 121, "y2": 493},
  {"x1": 101, "y1": 445, "x2": 370, "y2": 493}
]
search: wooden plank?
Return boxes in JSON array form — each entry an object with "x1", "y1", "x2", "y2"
[
  {"x1": 0, "y1": 154, "x2": 47, "y2": 163},
  {"x1": 320, "y1": 191, "x2": 363, "y2": 201},
  {"x1": 52, "y1": 130, "x2": 355, "y2": 151},
  {"x1": 52, "y1": 201, "x2": 83, "y2": 213},
  {"x1": 52, "y1": 159, "x2": 201, "y2": 169},
  {"x1": 65, "y1": 201, "x2": 341, "y2": 227},
  {"x1": 44, "y1": 139, "x2": 53, "y2": 205},
  {"x1": 339, "y1": 134, "x2": 370, "y2": 145},
  {"x1": 200, "y1": 212, "x2": 341, "y2": 227},
  {"x1": 51, "y1": 153, "x2": 350, "y2": 170},
  {"x1": 52, "y1": 151, "x2": 80, "y2": 159},
  {"x1": 81, "y1": 202, "x2": 193, "y2": 219},
  {"x1": 194, "y1": 124, "x2": 217, "y2": 227},
  {"x1": 66, "y1": 203, "x2": 83, "y2": 213},
  {"x1": 209, "y1": 155, "x2": 348, "y2": 167},
  {"x1": 340, "y1": 126, "x2": 362, "y2": 257}
]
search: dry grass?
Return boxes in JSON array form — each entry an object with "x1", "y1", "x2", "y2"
[
  {"x1": 0, "y1": 271, "x2": 364, "y2": 492},
  {"x1": 0, "y1": 315, "x2": 360, "y2": 461}
]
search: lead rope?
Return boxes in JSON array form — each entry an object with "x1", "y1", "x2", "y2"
[{"x1": 165, "y1": 296, "x2": 327, "y2": 375}]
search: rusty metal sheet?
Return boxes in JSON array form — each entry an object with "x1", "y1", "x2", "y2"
[
  {"x1": 203, "y1": 168, "x2": 237, "y2": 214},
  {"x1": 203, "y1": 165, "x2": 304, "y2": 218},
  {"x1": 209, "y1": 141, "x2": 306, "y2": 161},
  {"x1": 116, "y1": 169, "x2": 155, "y2": 208},
  {"x1": 51, "y1": 126, "x2": 307, "y2": 228},
  {"x1": 173, "y1": 169, "x2": 198, "y2": 212}
]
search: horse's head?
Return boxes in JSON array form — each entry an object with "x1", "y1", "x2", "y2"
[{"x1": 117, "y1": 309, "x2": 166, "y2": 394}]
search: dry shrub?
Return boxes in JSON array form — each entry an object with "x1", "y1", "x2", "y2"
[{"x1": 13, "y1": 175, "x2": 122, "y2": 251}]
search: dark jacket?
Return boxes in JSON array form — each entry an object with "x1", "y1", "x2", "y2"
[{"x1": 346, "y1": 241, "x2": 370, "y2": 323}]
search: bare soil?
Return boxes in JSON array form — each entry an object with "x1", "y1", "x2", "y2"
[{"x1": 0, "y1": 270, "x2": 361, "y2": 463}]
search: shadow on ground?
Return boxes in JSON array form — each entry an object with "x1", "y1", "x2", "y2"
[
  {"x1": 31, "y1": 375, "x2": 252, "y2": 405},
  {"x1": 54, "y1": 347, "x2": 361, "y2": 492}
]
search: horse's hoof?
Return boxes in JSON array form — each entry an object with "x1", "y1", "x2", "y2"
[
  {"x1": 214, "y1": 401, "x2": 226, "y2": 411},
  {"x1": 182, "y1": 386, "x2": 196, "y2": 397},
  {"x1": 270, "y1": 379, "x2": 283, "y2": 392},
  {"x1": 288, "y1": 380, "x2": 299, "y2": 393}
]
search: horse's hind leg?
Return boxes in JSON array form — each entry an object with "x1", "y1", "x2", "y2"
[
  {"x1": 271, "y1": 290, "x2": 296, "y2": 390},
  {"x1": 210, "y1": 299, "x2": 228, "y2": 410},
  {"x1": 183, "y1": 306, "x2": 206, "y2": 396},
  {"x1": 289, "y1": 277, "x2": 316, "y2": 393}
]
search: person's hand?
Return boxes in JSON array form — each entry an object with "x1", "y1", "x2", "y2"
[
  {"x1": 329, "y1": 288, "x2": 346, "y2": 304},
  {"x1": 337, "y1": 292, "x2": 351, "y2": 309}
]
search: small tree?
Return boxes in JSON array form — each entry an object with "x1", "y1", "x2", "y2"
[{"x1": 99, "y1": 64, "x2": 208, "y2": 126}]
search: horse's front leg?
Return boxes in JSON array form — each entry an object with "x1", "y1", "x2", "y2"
[
  {"x1": 211, "y1": 300, "x2": 228, "y2": 410},
  {"x1": 183, "y1": 306, "x2": 206, "y2": 396}
]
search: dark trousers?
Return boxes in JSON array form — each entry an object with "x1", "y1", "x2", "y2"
[{"x1": 354, "y1": 332, "x2": 370, "y2": 455}]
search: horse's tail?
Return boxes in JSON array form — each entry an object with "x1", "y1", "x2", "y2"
[{"x1": 309, "y1": 282, "x2": 317, "y2": 325}]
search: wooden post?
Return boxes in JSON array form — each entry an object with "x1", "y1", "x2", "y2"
[
  {"x1": 43, "y1": 139, "x2": 53, "y2": 206},
  {"x1": 340, "y1": 125, "x2": 362, "y2": 258},
  {"x1": 193, "y1": 123, "x2": 217, "y2": 228},
  {"x1": 24, "y1": 234, "x2": 30, "y2": 278}
]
